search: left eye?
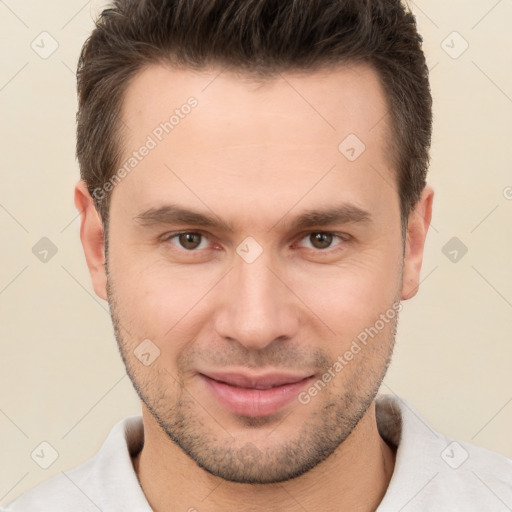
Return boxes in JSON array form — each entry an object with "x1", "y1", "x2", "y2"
[{"x1": 297, "y1": 232, "x2": 344, "y2": 250}]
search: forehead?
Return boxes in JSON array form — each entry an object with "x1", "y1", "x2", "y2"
[
  {"x1": 113, "y1": 62, "x2": 397, "y2": 228},
  {"x1": 121, "y1": 62, "x2": 391, "y2": 149}
]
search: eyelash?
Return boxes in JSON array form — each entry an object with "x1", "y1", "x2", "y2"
[{"x1": 161, "y1": 230, "x2": 350, "y2": 254}]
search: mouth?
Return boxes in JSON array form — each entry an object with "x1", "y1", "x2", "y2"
[{"x1": 199, "y1": 371, "x2": 315, "y2": 417}]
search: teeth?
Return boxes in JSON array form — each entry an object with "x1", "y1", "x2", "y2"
[
  {"x1": 213, "y1": 377, "x2": 299, "y2": 389},
  {"x1": 242, "y1": 384, "x2": 287, "y2": 390},
  {"x1": 224, "y1": 382, "x2": 281, "y2": 390}
]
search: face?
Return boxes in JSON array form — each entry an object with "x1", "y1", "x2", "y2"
[{"x1": 78, "y1": 62, "x2": 431, "y2": 484}]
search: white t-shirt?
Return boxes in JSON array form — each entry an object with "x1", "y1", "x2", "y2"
[{"x1": 4, "y1": 394, "x2": 512, "y2": 511}]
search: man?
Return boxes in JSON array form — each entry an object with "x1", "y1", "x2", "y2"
[{"x1": 5, "y1": 0, "x2": 511, "y2": 510}]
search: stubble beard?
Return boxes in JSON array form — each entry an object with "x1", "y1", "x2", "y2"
[{"x1": 106, "y1": 263, "x2": 399, "y2": 484}]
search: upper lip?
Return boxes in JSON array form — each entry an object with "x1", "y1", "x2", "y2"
[{"x1": 201, "y1": 371, "x2": 313, "y2": 390}]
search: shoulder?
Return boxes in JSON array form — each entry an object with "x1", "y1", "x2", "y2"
[
  {"x1": 376, "y1": 394, "x2": 512, "y2": 511},
  {"x1": 431, "y1": 438, "x2": 512, "y2": 503},
  {"x1": 412, "y1": 440, "x2": 512, "y2": 510},
  {"x1": 3, "y1": 415, "x2": 147, "y2": 512},
  {"x1": 2, "y1": 458, "x2": 102, "y2": 512}
]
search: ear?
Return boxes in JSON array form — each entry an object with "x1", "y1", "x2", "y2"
[
  {"x1": 74, "y1": 180, "x2": 108, "y2": 301},
  {"x1": 401, "y1": 185, "x2": 434, "y2": 300}
]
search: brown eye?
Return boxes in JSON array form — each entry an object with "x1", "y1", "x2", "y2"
[
  {"x1": 177, "y1": 232, "x2": 203, "y2": 250},
  {"x1": 296, "y1": 232, "x2": 348, "y2": 253},
  {"x1": 309, "y1": 233, "x2": 334, "y2": 249}
]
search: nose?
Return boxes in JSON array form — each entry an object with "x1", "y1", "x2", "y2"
[{"x1": 213, "y1": 247, "x2": 300, "y2": 352}]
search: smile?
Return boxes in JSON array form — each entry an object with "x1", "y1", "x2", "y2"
[{"x1": 199, "y1": 372, "x2": 315, "y2": 417}]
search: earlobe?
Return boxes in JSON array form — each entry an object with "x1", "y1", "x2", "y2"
[
  {"x1": 401, "y1": 185, "x2": 434, "y2": 300},
  {"x1": 74, "y1": 180, "x2": 108, "y2": 301}
]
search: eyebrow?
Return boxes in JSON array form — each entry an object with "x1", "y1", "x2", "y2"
[{"x1": 133, "y1": 203, "x2": 372, "y2": 232}]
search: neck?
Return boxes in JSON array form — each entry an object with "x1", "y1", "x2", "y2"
[{"x1": 132, "y1": 401, "x2": 395, "y2": 512}]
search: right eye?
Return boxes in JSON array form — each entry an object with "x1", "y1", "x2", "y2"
[{"x1": 162, "y1": 231, "x2": 211, "y2": 251}]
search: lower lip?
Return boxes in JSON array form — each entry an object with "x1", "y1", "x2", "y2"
[{"x1": 201, "y1": 375, "x2": 314, "y2": 417}]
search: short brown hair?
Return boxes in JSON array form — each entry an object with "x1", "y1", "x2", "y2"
[{"x1": 76, "y1": 0, "x2": 432, "y2": 237}]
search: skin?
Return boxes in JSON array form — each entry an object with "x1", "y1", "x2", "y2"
[{"x1": 75, "y1": 63, "x2": 433, "y2": 511}]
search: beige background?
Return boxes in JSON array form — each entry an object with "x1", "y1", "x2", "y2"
[{"x1": 1, "y1": 0, "x2": 511, "y2": 504}]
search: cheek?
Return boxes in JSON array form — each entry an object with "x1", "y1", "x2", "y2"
[
  {"x1": 288, "y1": 247, "x2": 401, "y2": 330},
  {"x1": 111, "y1": 254, "x2": 219, "y2": 343}
]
